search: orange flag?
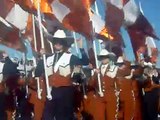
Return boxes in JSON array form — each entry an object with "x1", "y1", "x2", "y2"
[
  {"x1": 24, "y1": 14, "x2": 52, "y2": 54},
  {"x1": 33, "y1": 0, "x2": 52, "y2": 13},
  {"x1": 50, "y1": 0, "x2": 92, "y2": 40}
]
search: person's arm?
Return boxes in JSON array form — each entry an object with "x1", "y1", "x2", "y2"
[
  {"x1": 35, "y1": 60, "x2": 44, "y2": 77},
  {"x1": 79, "y1": 48, "x2": 89, "y2": 66}
]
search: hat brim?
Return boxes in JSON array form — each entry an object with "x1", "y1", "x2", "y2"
[
  {"x1": 97, "y1": 53, "x2": 116, "y2": 61},
  {"x1": 50, "y1": 37, "x2": 74, "y2": 47},
  {"x1": 97, "y1": 55, "x2": 110, "y2": 61},
  {"x1": 115, "y1": 62, "x2": 124, "y2": 66}
]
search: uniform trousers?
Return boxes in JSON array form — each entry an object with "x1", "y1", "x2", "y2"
[{"x1": 43, "y1": 86, "x2": 74, "y2": 120}]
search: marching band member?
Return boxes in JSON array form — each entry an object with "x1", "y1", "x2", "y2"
[
  {"x1": 142, "y1": 66, "x2": 160, "y2": 120},
  {"x1": 35, "y1": 29, "x2": 89, "y2": 120},
  {"x1": 89, "y1": 49, "x2": 118, "y2": 120},
  {"x1": 0, "y1": 51, "x2": 7, "y2": 120},
  {"x1": 2, "y1": 52, "x2": 20, "y2": 120},
  {"x1": 2, "y1": 52, "x2": 32, "y2": 119},
  {"x1": 130, "y1": 61, "x2": 144, "y2": 120},
  {"x1": 115, "y1": 57, "x2": 135, "y2": 120},
  {"x1": 28, "y1": 66, "x2": 46, "y2": 120}
]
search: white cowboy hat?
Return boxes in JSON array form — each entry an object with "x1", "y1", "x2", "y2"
[
  {"x1": 116, "y1": 56, "x2": 124, "y2": 64},
  {"x1": 97, "y1": 49, "x2": 113, "y2": 60},
  {"x1": 50, "y1": 30, "x2": 74, "y2": 47},
  {"x1": 117, "y1": 56, "x2": 124, "y2": 64}
]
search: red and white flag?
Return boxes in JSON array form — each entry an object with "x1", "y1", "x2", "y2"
[
  {"x1": 5, "y1": 3, "x2": 29, "y2": 31},
  {"x1": 0, "y1": 17, "x2": 25, "y2": 51},
  {"x1": 50, "y1": 0, "x2": 92, "y2": 39}
]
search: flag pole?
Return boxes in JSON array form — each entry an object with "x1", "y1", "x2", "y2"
[
  {"x1": 32, "y1": 14, "x2": 42, "y2": 100},
  {"x1": 93, "y1": 1, "x2": 104, "y2": 97},
  {"x1": 48, "y1": 41, "x2": 54, "y2": 54},
  {"x1": 93, "y1": 39, "x2": 104, "y2": 97},
  {"x1": 32, "y1": 15, "x2": 38, "y2": 52},
  {"x1": 94, "y1": 1, "x2": 102, "y2": 52},
  {"x1": 37, "y1": 0, "x2": 52, "y2": 100},
  {"x1": 73, "y1": 32, "x2": 88, "y2": 99},
  {"x1": 73, "y1": 32, "x2": 80, "y2": 57},
  {"x1": 22, "y1": 53, "x2": 28, "y2": 98}
]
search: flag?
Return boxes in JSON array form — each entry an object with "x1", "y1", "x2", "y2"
[
  {"x1": 123, "y1": 0, "x2": 159, "y2": 39},
  {"x1": 122, "y1": 0, "x2": 140, "y2": 26},
  {"x1": 0, "y1": 0, "x2": 15, "y2": 18},
  {"x1": 101, "y1": 0, "x2": 126, "y2": 56},
  {"x1": 145, "y1": 36, "x2": 158, "y2": 63},
  {"x1": 0, "y1": 0, "x2": 28, "y2": 51},
  {"x1": 82, "y1": 0, "x2": 95, "y2": 10},
  {"x1": 16, "y1": 0, "x2": 94, "y2": 40},
  {"x1": 127, "y1": 13, "x2": 159, "y2": 40},
  {"x1": 14, "y1": 0, "x2": 35, "y2": 13},
  {"x1": 145, "y1": 36, "x2": 156, "y2": 57},
  {"x1": 105, "y1": 2, "x2": 124, "y2": 41},
  {"x1": 24, "y1": 15, "x2": 53, "y2": 54},
  {"x1": 121, "y1": 0, "x2": 159, "y2": 60},
  {"x1": 5, "y1": 3, "x2": 29, "y2": 31},
  {"x1": 32, "y1": 0, "x2": 52, "y2": 13},
  {"x1": 89, "y1": 11, "x2": 114, "y2": 40},
  {"x1": 50, "y1": 0, "x2": 92, "y2": 39},
  {"x1": 0, "y1": 16, "x2": 25, "y2": 51}
]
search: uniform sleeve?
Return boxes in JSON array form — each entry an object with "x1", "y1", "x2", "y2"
[
  {"x1": 70, "y1": 55, "x2": 82, "y2": 67},
  {"x1": 35, "y1": 60, "x2": 44, "y2": 77},
  {"x1": 79, "y1": 48, "x2": 89, "y2": 66},
  {"x1": 70, "y1": 48, "x2": 89, "y2": 67},
  {"x1": 2, "y1": 57, "x2": 19, "y2": 76}
]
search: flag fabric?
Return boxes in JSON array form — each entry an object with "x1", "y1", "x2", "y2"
[
  {"x1": 145, "y1": 36, "x2": 158, "y2": 63},
  {"x1": 123, "y1": 0, "x2": 140, "y2": 26},
  {"x1": 122, "y1": 0, "x2": 159, "y2": 40},
  {"x1": 90, "y1": 11, "x2": 114, "y2": 40},
  {"x1": 82, "y1": 0, "x2": 95, "y2": 10},
  {"x1": 0, "y1": 16, "x2": 25, "y2": 51},
  {"x1": 145, "y1": 36, "x2": 156, "y2": 57},
  {"x1": 5, "y1": 3, "x2": 29, "y2": 31},
  {"x1": 0, "y1": 0, "x2": 28, "y2": 51},
  {"x1": 24, "y1": 15, "x2": 53, "y2": 54},
  {"x1": 0, "y1": 0, "x2": 15, "y2": 18},
  {"x1": 50, "y1": 0, "x2": 92, "y2": 39},
  {"x1": 100, "y1": 0, "x2": 125, "y2": 57},
  {"x1": 104, "y1": 0, "x2": 159, "y2": 60},
  {"x1": 105, "y1": 2, "x2": 124, "y2": 41},
  {"x1": 32, "y1": 0, "x2": 52, "y2": 13},
  {"x1": 14, "y1": 0, "x2": 35, "y2": 13},
  {"x1": 126, "y1": 11, "x2": 159, "y2": 60}
]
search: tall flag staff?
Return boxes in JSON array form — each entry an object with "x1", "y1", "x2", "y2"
[
  {"x1": 94, "y1": 1, "x2": 103, "y2": 53},
  {"x1": 73, "y1": 32, "x2": 80, "y2": 57},
  {"x1": 73, "y1": 32, "x2": 87, "y2": 99},
  {"x1": 36, "y1": 0, "x2": 52, "y2": 100},
  {"x1": 93, "y1": 34, "x2": 104, "y2": 97},
  {"x1": 92, "y1": 1, "x2": 104, "y2": 97},
  {"x1": 20, "y1": 31, "x2": 29, "y2": 98},
  {"x1": 22, "y1": 52, "x2": 29, "y2": 98},
  {"x1": 32, "y1": 14, "x2": 42, "y2": 100}
]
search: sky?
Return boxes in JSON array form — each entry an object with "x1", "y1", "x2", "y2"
[{"x1": 0, "y1": 0, "x2": 160, "y2": 67}]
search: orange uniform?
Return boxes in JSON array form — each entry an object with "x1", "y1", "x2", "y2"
[
  {"x1": 28, "y1": 77, "x2": 46, "y2": 120},
  {"x1": 116, "y1": 66, "x2": 135, "y2": 120},
  {"x1": 132, "y1": 67, "x2": 144, "y2": 120},
  {"x1": 87, "y1": 64, "x2": 119, "y2": 120}
]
